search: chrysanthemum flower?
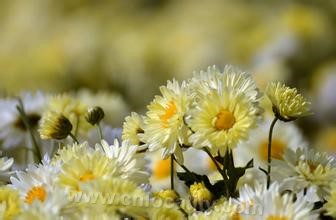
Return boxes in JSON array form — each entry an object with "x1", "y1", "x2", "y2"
[
  {"x1": 143, "y1": 79, "x2": 191, "y2": 163},
  {"x1": 0, "y1": 92, "x2": 47, "y2": 148},
  {"x1": 235, "y1": 117, "x2": 307, "y2": 168},
  {"x1": 10, "y1": 158, "x2": 59, "y2": 205},
  {"x1": 58, "y1": 151, "x2": 120, "y2": 191},
  {"x1": 190, "y1": 65, "x2": 260, "y2": 103},
  {"x1": 188, "y1": 87, "x2": 259, "y2": 155},
  {"x1": 266, "y1": 82, "x2": 312, "y2": 121},
  {"x1": 0, "y1": 186, "x2": 21, "y2": 220},
  {"x1": 272, "y1": 148, "x2": 336, "y2": 199},
  {"x1": 325, "y1": 182, "x2": 336, "y2": 218},
  {"x1": 38, "y1": 111, "x2": 73, "y2": 140},
  {"x1": 148, "y1": 203, "x2": 185, "y2": 220},
  {"x1": 95, "y1": 140, "x2": 149, "y2": 184},
  {"x1": 233, "y1": 182, "x2": 316, "y2": 219},
  {"x1": 122, "y1": 112, "x2": 146, "y2": 150}
]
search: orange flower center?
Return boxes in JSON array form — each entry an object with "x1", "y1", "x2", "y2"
[
  {"x1": 259, "y1": 139, "x2": 286, "y2": 161},
  {"x1": 25, "y1": 186, "x2": 47, "y2": 204},
  {"x1": 153, "y1": 158, "x2": 173, "y2": 180},
  {"x1": 214, "y1": 110, "x2": 235, "y2": 131},
  {"x1": 159, "y1": 101, "x2": 177, "y2": 128},
  {"x1": 79, "y1": 170, "x2": 95, "y2": 182}
]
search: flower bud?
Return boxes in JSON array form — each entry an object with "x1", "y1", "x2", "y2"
[
  {"x1": 85, "y1": 106, "x2": 105, "y2": 125},
  {"x1": 189, "y1": 182, "x2": 213, "y2": 211},
  {"x1": 154, "y1": 189, "x2": 180, "y2": 203}
]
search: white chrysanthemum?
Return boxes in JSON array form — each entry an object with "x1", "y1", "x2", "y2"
[
  {"x1": 10, "y1": 157, "x2": 59, "y2": 204},
  {"x1": 16, "y1": 188, "x2": 69, "y2": 220},
  {"x1": 272, "y1": 148, "x2": 336, "y2": 199},
  {"x1": 235, "y1": 117, "x2": 307, "y2": 169},
  {"x1": 95, "y1": 140, "x2": 149, "y2": 184},
  {"x1": 0, "y1": 156, "x2": 14, "y2": 182},
  {"x1": 143, "y1": 79, "x2": 191, "y2": 163},
  {"x1": 234, "y1": 182, "x2": 317, "y2": 219},
  {"x1": 51, "y1": 142, "x2": 93, "y2": 165},
  {"x1": 266, "y1": 82, "x2": 312, "y2": 121},
  {"x1": 190, "y1": 65, "x2": 260, "y2": 103},
  {"x1": 0, "y1": 92, "x2": 47, "y2": 148},
  {"x1": 188, "y1": 87, "x2": 259, "y2": 155},
  {"x1": 122, "y1": 112, "x2": 146, "y2": 150}
]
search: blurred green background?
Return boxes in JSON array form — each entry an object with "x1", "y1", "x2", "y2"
[{"x1": 0, "y1": 0, "x2": 336, "y2": 151}]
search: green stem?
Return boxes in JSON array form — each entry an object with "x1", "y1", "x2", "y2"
[
  {"x1": 16, "y1": 99, "x2": 42, "y2": 162},
  {"x1": 97, "y1": 123, "x2": 103, "y2": 140},
  {"x1": 69, "y1": 133, "x2": 79, "y2": 144},
  {"x1": 203, "y1": 147, "x2": 230, "y2": 197},
  {"x1": 74, "y1": 115, "x2": 80, "y2": 137},
  {"x1": 173, "y1": 156, "x2": 191, "y2": 173},
  {"x1": 267, "y1": 117, "x2": 278, "y2": 189},
  {"x1": 171, "y1": 154, "x2": 175, "y2": 190}
]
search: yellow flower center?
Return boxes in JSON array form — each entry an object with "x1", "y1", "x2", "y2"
[
  {"x1": 25, "y1": 186, "x2": 47, "y2": 204},
  {"x1": 266, "y1": 215, "x2": 288, "y2": 220},
  {"x1": 79, "y1": 170, "x2": 95, "y2": 182},
  {"x1": 153, "y1": 158, "x2": 172, "y2": 180},
  {"x1": 307, "y1": 161, "x2": 318, "y2": 172},
  {"x1": 232, "y1": 213, "x2": 241, "y2": 220},
  {"x1": 160, "y1": 101, "x2": 177, "y2": 128},
  {"x1": 214, "y1": 110, "x2": 235, "y2": 131},
  {"x1": 259, "y1": 139, "x2": 286, "y2": 161}
]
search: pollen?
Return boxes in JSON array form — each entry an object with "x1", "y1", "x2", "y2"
[
  {"x1": 160, "y1": 101, "x2": 177, "y2": 128},
  {"x1": 25, "y1": 186, "x2": 47, "y2": 204},
  {"x1": 79, "y1": 170, "x2": 96, "y2": 182},
  {"x1": 214, "y1": 110, "x2": 235, "y2": 131}
]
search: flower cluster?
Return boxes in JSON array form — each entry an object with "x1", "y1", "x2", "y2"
[{"x1": 0, "y1": 65, "x2": 334, "y2": 219}]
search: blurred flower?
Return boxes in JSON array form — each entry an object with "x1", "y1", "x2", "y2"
[
  {"x1": 0, "y1": 156, "x2": 14, "y2": 183},
  {"x1": 325, "y1": 182, "x2": 336, "y2": 218},
  {"x1": 273, "y1": 148, "x2": 336, "y2": 199},
  {"x1": 266, "y1": 82, "x2": 312, "y2": 121},
  {"x1": 0, "y1": 92, "x2": 47, "y2": 149},
  {"x1": 0, "y1": 186, "x2": 21, "y2": 220}
]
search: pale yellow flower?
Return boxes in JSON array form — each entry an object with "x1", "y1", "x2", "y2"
[
  {"x1": 266, "y1": 82, "x2": 311, "y2": 121},
  {"x1": 0, "y1": 187, "x2": 21, "y2": 220},
  {"x1": 325, "y1": 182, "x2": 336, "y2": 218}
]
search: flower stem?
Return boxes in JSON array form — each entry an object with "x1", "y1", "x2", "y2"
[
  {"x1": 16, "y1": 99, "x2": 42, "y2": 162},
  {"x1": 173, "y1": 156, "x2": 191, "y2": 173},
  {"x1": 267, "y1": 117, "x2": 278, "y2": 189},
  {"x1": 203, "y1": 147, "x2": 230, "y2": 197},
  {"x1": 171, "y1": 154, "x2": 175, "y2": 190},
  {"x1": 96, "y1": 123, "x2": 103, "y2": 140},
  {"x1": 69, "y1": 133, "x2": 79, "y2": 144}
]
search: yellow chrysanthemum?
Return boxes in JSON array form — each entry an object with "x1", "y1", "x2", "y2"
[
  {"x1": 188, "y1": 88, "x2": 259, "y2": 155},
  {"x1": 78, "y1": 178, "x2": 149, "y2": 218},
  {"x1": 0, "y1": 187, "x2": 21, "y2": 220},
  {"x1": 265, "y1": 82, "x2": 312, "y2": 121},
  {"x1": 51, "y1": 142, "x2": 91, "y2": 165},
  {"x1": 325, "y1": 182, "x2": 336, "y2": 218},
  {"x1": 38, "y1": 111, "x2": 73, "y2": 140},
  {"x1": 189, "y1": 182, "x2": 213, "y2": 211},
  {"x1": 58, "y1": 151, "x2": 120, "y2": 191},
  {"x1": 122, "y1": 112, "x2": 146, "y2": 149},
  {"x1": 143, "y1": 79, "x2": 191, "y2": 163},
  {"x1": 46, "y1": 94, "x2": 90, "y2": 134}
]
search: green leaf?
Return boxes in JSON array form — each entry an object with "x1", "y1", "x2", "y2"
[{"x1": 176, "y1": 172, "x2": 212, "y2": 189}]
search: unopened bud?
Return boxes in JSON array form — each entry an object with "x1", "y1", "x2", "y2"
[
  {"x1": 154, "y1": 189, "x2": 180, "y2": 203},
  {"x1": 190, "y1": 182, "x2": 213, "y2": 211},
  {"x1": 85, "y1": 106, "x2": 105, "y2": 125},
  {"x1": 39, "y1": 111, "x2": 73, "y2": 140}
]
